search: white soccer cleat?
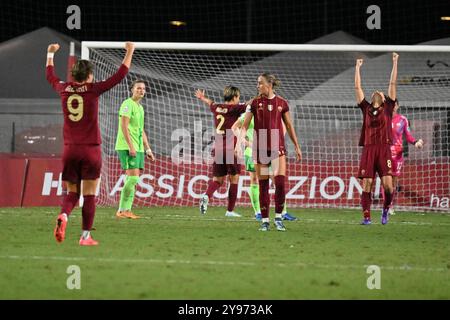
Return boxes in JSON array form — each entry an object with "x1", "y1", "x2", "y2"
[
  {"x1": 225, "y1": 211, "x2": 241, "y2": 217},
  {"x1": 199, "y1": 194, "x2": 209, "y2": 215}
]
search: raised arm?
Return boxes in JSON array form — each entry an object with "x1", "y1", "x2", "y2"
[
  {"x1": 46, "y1": 43, "x2": 65, "y2": 91},
  {"x1": 122, "y1": 41, "x2": 135, "y2": 69},
  {"x1": 194, "y1": 89, "x2": 214, "y2": 106},
  {"x1": 355, "y1": 59, "x2": 364, "y2": 104},
  {"x1": 143, "y1": 130, "x2": 155, "y2": 161},
  {"x1": 388, "y1": 52, "x2": 399, "y2": 101},
  {"x1": 282, "y1": 111, "x2": 302, "y2": 162},
  {"x1": 94, "y1": 42, "x2": 134, "y2": 94},
  {"x1": 46, "y1": 43, "x2": 60, "y2": 67}
]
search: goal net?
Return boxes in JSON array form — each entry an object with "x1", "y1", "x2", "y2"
[{"x1": 82, "y1": 42, "x2": 450, "y2": 212}]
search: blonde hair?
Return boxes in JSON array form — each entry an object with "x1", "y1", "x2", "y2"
[
  {"x1": 260, "y1": 73, "x2": 281, "y2": 89},
  {"x1": 223, "y1": 86, "x2": 240, "y2": 102}
]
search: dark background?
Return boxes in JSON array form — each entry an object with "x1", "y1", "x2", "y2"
[{"x1": 1, "y1": 0, "x2": 449, "y2": 44}]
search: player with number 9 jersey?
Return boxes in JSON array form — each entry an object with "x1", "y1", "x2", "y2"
[{"x1": 46, "y1": 42, "x2": 134, "y2": 246}]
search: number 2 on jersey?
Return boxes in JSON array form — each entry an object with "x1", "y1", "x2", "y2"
[
  {"x1": 216, "y1": 114, "x2": 225, "y2": 135},
  {"x1": 67, "y1": 94, "x2": 84, "y2": 122}
]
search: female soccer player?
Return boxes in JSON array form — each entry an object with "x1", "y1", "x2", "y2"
[
  {"x1": 47, "y1": 42, "x2": 135, "y2": 245},
  {"x1": 115, "y1": 80, "x2": 155, "y2": 219},
  {"x1": 386, "y1": 100, "x2": 424, "y2": 215},
  {"x1": 232, "y1": 115, "x2": 297, "y2": 221},
  {"x1": 236, "y1": 74, "x2": 302, "y2": 231},
  {"x1": 354, "y1": 52, "x2": 398, "y2": 225},
  {"x1": 196, "y1": 87, "x2": 246, "y2": 217}
]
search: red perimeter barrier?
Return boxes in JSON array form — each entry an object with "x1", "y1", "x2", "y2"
[
  {"x1": 0, "y1": 158, "x2": 27, "y2": 207},
  {"x1": 0, "y1": 155, "x2": 448, "y2": 210}
]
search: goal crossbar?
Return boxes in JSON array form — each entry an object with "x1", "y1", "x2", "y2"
[{"x1": 81, "y1": 41, "x2": 450, "y2": 60}]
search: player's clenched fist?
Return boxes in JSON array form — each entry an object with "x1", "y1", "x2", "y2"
[
  {"x1": 415, "y1": 139, "x2": 424, "y2": 149},
  {"x1": 356, "y1": 59, "x2": 363, "y2": 67},
  {"x1": 47, "y1": 43, "x2": 60, "y2": 53},
  {"x1": 392, "y1": 52, "x2": 399, "y2": 61},
  {"x1": 125, "y1": 42, "x2": 135, "y2": 51}
]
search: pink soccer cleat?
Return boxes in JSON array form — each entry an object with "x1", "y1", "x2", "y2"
[
  {"x1": 54, "y1": 214, "x2": 68, "y2": 243},
  {"x1": 79, "y1": 235, "x2": 99, "y2": 246}
]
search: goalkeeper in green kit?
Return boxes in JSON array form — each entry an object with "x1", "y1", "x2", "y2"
[{"x1": 115, "y1": 80, "x2": 155, "y2": 219}]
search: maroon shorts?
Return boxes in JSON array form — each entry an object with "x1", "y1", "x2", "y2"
[
  {"x1": 358, "y1": 144, "x2": 393, "y2": 179},
  {"x1": 212, "y1": 163, "x2": 241, "y2": 177},
  {"x1": 62, "y1": 144, "x2": 102, "y2": 183},
  {"x1": 253, "y1": 147, "x2": 286, "y2": 165}
]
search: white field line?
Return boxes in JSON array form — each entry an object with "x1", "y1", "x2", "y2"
[
  {"x1": 0, "y1": 255, "x2": 447, "y2": 273},
  {"x1": 137, "y1": 214, "x2": 450, "y2": 227},
  {"x1": 0, "y1": 210, "x2": 448, "y2": 226}
]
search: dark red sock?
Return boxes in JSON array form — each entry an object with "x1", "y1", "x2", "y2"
[
  {"x1": 227, "y1": 183, "x2": 238, "y2": 212},
  {"x1": 205, "y1": 180, "x2": 221, "y2": 198},
  {"x1": 274, "y1": 175, "x2": 285, "y2": 214},
  {"x1": 81, "y1": 195, "x2": 96, "y2": 231},
  {"x1": 60, "y1": 192, "x2": 79, "y2": 216},
  {"x1": 361, "y1": 192, "x2": 372, "y2": 219},
  {"x1": 259, "y1": 179, "x2": 270, "y2": 219},
  {"x1": 383, "y1": 191, "x2": 393, "y2": 210}
]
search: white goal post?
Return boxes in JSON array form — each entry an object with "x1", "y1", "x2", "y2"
[
  {"x1": 81, "y1": 41, "x2": 450, "y2": 212},
  {"x1": 82, "y1": 42, "x2": 450, "y2": 59}
]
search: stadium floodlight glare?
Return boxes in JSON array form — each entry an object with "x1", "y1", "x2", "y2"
[
  {"x1": 440, "y1": 16, "x2": 450, "y2": 21},
  {"x1": 170, "y1": 21, "x2": 187, "y2": 27}
]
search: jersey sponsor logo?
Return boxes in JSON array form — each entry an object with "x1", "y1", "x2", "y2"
[{"x1": 268, "y1": 105, "x2": 273, "y2": 111}]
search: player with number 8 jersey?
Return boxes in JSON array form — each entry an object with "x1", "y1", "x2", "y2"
[
  {"x1": 46, "y1": 42, "x2": 135, "y2": 246},
  {"x1": 354, "y1": 52, "x2": 399, "y2": 226}
]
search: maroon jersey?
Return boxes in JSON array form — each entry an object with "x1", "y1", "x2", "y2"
[
  {"x1": 248, "y1": 95, "x2": 289, "y2": 153},
  {"x1": 46, "y1": 64, "x2": 129, "y2": 145},
  {"x1": 358, "y1": 97, "x2": 395, "y2": 146},
  {"x1": 210, "y1": 102, "x2": 246, "y2": 151}
]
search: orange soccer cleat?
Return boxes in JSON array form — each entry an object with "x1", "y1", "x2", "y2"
[
  {"x1": 116, "y1": 210, "x2": 140, "y2": 219},
  {"x1": 79, "y1": 235, "x2": 99, "y2": 246},
  {"x1": 54, "y1": 214, "x2": 68, "y2": 243}
]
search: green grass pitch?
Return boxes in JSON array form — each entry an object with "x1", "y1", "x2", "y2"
[{"x1": 0, "y1": 207, "x2": 449, "y2": 299}]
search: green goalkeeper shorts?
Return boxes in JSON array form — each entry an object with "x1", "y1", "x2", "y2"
[
  {"x1": 117, "y1": 150, "x2": 145, "y2": 170},
  {"x1": 244, "y1": 154, "x2": 256, "y2": 172}
]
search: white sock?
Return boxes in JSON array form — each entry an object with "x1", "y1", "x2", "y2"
[
  {"x1": 275, "y1": 213, "x2": 282, "y2": 219},
  {"x1": 81, "y1": 230, "x2": 90, "y2": 239},
  {"x1": 262, "y1": 218, "x2": 270, "y2": 223}
]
